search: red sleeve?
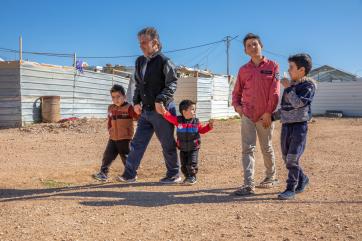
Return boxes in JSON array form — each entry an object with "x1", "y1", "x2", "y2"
[
  {"x1": 266, "y1": 64, "x2": 281, "y2": 114},
  {"x1": 107, "y1": 106, "x2": 112, "y2": 130},
  {"x1": 128, "y1": 105, "x2": 140, "y2": 120},
  {"x1": 198, "y1": 122, "x2": 212, "y2": 134},
  {"x1": 163, "y1": 111, "x2": 178, "y2": 126},
  {"x1": 232, "y1": 68, "x2": 244, "y2": 108}
]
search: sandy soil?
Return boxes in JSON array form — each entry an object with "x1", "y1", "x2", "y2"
[{"x1": 0, "y1": 117, "x2": 361, "y2": 241}]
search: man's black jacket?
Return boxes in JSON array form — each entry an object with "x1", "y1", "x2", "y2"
[{"x1": 133, "y1": 51, "x2": 178, "y2": 110}]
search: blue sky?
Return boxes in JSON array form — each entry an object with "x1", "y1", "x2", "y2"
[{"x1": 1, "y1": 0, "x2": 362, "y2": 76}]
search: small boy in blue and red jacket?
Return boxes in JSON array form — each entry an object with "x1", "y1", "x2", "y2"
[{"x1": 160, "y1": 99, "x2": 214, "y2": 185}]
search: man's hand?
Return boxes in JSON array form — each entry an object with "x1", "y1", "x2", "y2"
[
  {"x1": 281, "y1": 78, "x2": 290, "y2": 89},
  {"x1": 208, "y1": 119, "x2": 214, "y2": 129},
  {"x1": 234, "y1": 105, "x2": 243, "y2": 117},
  {"x1": 155, "y1": 102, "x2": 166, "y2": 115},
  {"x1": 260, "y1": 112, "x2": 272, "y2": 128},
  {"x1": 134, "y1": 104, "x2": 142, "y2": 115}
]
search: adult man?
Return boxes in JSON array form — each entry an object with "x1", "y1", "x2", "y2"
[{"x1": 119, "y1": 27, "x2": 180, "y2": 184}]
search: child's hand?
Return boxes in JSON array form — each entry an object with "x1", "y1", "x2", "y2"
[
  {"x1": 156, "y1": 102, "x2": 167, "y2": 115},
  {"x1": 281, "y1": 78, "x2": 290, "y2": 88},
  {"x1": 208, "y1": 119, "x2": 214, "y2": 129}
]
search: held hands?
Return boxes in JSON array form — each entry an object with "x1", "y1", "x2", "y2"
[
  {"x1": 259, "y1": 112, "x2": 272, "y2": 129},
  {"x1": 155, "y1": 102, "x2": 167, "y2": 115},
  {"x1": 134, "y1": 104, "x2": 142, "y2": 115}
]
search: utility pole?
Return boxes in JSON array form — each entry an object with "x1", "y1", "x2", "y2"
[
  {"x1": 73, "y1": 52, "x2": 77, "y2": 67},
  {"x1": 226, "y1": 35, "x2": 231, "y2": 78},
  {"x1": 19, "y1": 35, "x2": 23, "y2": 63}
]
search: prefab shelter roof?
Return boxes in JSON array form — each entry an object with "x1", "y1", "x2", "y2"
[{"x1": 309, "y1": 65, "x2": 357, "y2": 82}]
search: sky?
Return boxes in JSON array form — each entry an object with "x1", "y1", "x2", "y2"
[{"x1": 1, "y1": 0, "x2": 362, "y2": 76}]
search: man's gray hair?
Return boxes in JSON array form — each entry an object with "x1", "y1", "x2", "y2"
[{"x1": 137, "y1": 27, "x2": 162, "y2": 50}]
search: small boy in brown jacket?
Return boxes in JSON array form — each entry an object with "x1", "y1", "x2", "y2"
[{"x1": 93, "y1": 84, "x2": 139, "y2": 181}]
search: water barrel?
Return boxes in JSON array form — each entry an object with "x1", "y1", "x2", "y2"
[{"x1": 41, "y1": 96, "x2": 61, "y2": 123}]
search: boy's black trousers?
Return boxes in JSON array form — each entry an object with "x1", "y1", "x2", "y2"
[
  {"x1": 100, "y1": 139, "x2": 130, "y2": 174},
  {"x1": 180, "y1": 149, "x2": 199, "y2": 178}
]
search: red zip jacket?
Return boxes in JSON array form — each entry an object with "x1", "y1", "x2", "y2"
[{"x1": 163, "y1": 111, "x2": 212, "y2": 151}]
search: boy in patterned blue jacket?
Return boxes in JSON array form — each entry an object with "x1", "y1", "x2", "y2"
[{"x1": 272, "y1": 53, "x2": 316, "y2": 200}]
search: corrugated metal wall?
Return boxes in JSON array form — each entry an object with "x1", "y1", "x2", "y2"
[
  {"x1": 1, "y1": 61, "x2": 238, "y2": 128},
  {"x1": 312, "y1": 81, "x2": 362, "y2": 116},
  {"x1": 175, "y1": 75, "x2": 236, "y2": 121},
  {"x1": 173, "y1": 76, "x2": 197, "y2": 116},
  {"x1": 196, "y1": 77, "x2": 212, "y2": 121},
  {"x1": 20, "y1": 61, "x2": 130, "y2": 125},
  {"x1": 211, "y1": 75, "x2": 237, "y2": 119},
  {"x1": 174, "y1": 77, "x2": 197, "y2": 103},
  {"x1": 174, "y1": 76, "x2": 212, "y2": 121},
  {"x1": 0, "y1": 62, "x2": 21, "y2": 128}
]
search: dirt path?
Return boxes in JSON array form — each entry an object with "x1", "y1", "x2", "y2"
[{"x1": 0, "y1": 118, "x2": 361, "y2": 241}]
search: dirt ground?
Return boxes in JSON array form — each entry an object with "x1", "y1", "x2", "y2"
[{"x1": 0, "y1": 117, "x2": 361, "y2": 241}]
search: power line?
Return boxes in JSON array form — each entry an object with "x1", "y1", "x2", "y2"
[
  {"x1": 0, "y1": 38, "x2": 231, "y2": 59},
  {"x1": 77, "y1": 39, "x2": 228, "y2": 59},
  {"x1": 233, "y1": 38, "x2": 323, "y2": 67},
  {"x1": 0, "y1": 47, "x2": 18, "y2": 53},
  {"x1": 192, "y1": 42, "x2": 223, "y2": 69},
  {"x1": 0, "y1": 47, "x2": 72, "y2": 57},
  {"x1": 178, "y1": 41, "x2": 222, "y2": 68},
  {"x1": 165, "y1": 39, "x2": 226, "y2": 54}
]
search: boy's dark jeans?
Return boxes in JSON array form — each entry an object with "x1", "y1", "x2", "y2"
[
  {"x1": 281, "y1": 121, "x2": 308, "y2": 191},
  {"x1": 101, "y1": 139, "x2": 130, "y2": 174},
  {"x1": 180, "y1": 149, "x2": 199, "y2": 178},
  {"x1": 123, "y1": 102, "x2": 179, "y2": 179}
]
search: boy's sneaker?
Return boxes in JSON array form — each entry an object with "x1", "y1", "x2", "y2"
[
  {"x1": 256, "y1": 177, "x2": 279, "y2": 189},
  {"x1": 278, "y1": 189, "x2": 296, "y2": 200},
  {"x1": 295, "y1": 176, "x2": 309, "y2": 194},
  {"x1": 160, "y1": 176, "x2": 182, "y2": 184},
  {"x1": 233, "y1": 185, "x2": 255, "y2": 196},
  {"x1": 183, "y1": 176, "x2": 197, "y2": 185},
  {"x1": 92, "y1": 172, "x2": 108, "y2": 182},
  {"x1": 117, "y1": 174, "x2": 137, "y2": 183}
]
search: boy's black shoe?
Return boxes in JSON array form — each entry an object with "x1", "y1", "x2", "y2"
[
  {"x1": 278, "y1": 189, "x2": 296, "y2": 200},
  {"x1": 233, "y1": 185, "x2": 255, "y2": 196},
  {"x1": 295, "y1": 176, "x2": 309, "y2": 194},
  {"x1": 183, "y1": 176, "x2": 197, "y2": 185},
  {"x1": 117, "y1": 174, "x2": 137, "y2": 183},
  {"x1": 92, "y1": 172, "x2": 108, "y2": 182},
  {"x1": 160, "y1": 176, "x2": 182, "y2": 184}
]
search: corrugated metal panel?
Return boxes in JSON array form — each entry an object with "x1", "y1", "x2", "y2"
[
  {"x1": 312, "y1": 82, "x2": 362, "y2": 116},
  {"x1": 212, "y1": 76, "x2": 229, "y2": 101},
  {"x1": 0, "y1": 62, "x2": 21, "y2": 128},
  {"x1": 173, "y1": 77, "x2": 197, "y2": 115},
  {"x1": 19, "y1": 62, "x2": 130, "y2": 125},
  {"x1": 176, "y1": 76, "x2": 236, "y2": 121},
  {"x1": 211, "y1": 75, "x2": 236, "y2": 119},
  {"x1": 196, "y1": 77, "x2": 212, "y2": 121}
]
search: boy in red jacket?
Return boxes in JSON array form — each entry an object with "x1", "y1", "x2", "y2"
[{"x1": 93, "y1": 84, "x2": 139, "y2": 181}]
